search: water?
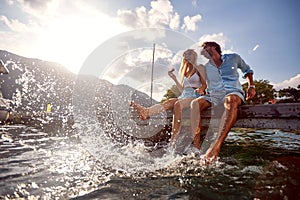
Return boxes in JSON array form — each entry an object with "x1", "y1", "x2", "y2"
[
  {"x1": 1, "y1": 44, "x2": 299, "y2": 199},
  {"x1": 0, "y1": 124, "x2": 299, "y2": 199}
]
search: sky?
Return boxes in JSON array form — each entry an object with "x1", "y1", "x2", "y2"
[{"x1": 1, "y1": 0, "x2": 300, "y2": 95}]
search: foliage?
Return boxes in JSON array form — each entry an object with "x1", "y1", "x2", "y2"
[
  {"x1": 161, "y1": 85, "x2": 180, "y2": 103},
  {"x1": 277, "y1": 86, "x2": 300, "y2": 103},
  {"x1": 242, "y1": 80, "x2": 275, "y2": 104}
]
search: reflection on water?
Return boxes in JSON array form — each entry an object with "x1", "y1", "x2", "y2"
[{"x1": 0, "y1": 124, "x2": 299, "y2": 199}]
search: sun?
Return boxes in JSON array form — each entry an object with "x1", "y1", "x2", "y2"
[{"x1": 32, "y1": 6, "x2": 128, "y2": 74}]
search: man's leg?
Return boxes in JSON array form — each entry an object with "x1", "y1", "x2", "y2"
[
  {"x1": 205, "y1": 94, "x2": 242, "y2": 158},
  {"x1": 190, "y1": 98, "x2": 211, "y2": 149}
]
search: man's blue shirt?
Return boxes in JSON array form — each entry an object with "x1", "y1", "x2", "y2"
[{"x1": 204, "y1": 53, "x2": 253, "y2": 96}]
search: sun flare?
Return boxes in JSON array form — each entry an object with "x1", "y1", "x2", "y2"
[{"x1": 31, "y1": 4, "x2": 128, "y2": 74}]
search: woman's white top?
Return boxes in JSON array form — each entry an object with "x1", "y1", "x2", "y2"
[{"x1": 183, "y1": 72, "x2": 202, "y2": 88}]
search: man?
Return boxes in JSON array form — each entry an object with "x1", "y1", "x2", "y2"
[{"x1": 191, "y1": 41, "x2": 256, "y2": 160}]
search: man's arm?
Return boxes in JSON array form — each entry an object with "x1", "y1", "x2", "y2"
[{"x1": 245, "y1": 73, "x2": 256, "y2": 100}]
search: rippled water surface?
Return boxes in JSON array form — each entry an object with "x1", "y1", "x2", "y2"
[{"x1": 1, "y1": 124, "x2": 299, "y2": 199}]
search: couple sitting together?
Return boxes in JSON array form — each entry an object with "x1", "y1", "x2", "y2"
[{"x1": 130, "y1": 41, "x2": 256, "y2": 160}]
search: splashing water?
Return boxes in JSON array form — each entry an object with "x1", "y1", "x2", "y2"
[{"x1": 75, "y1": 117, "x2": 188, "y2": 175}]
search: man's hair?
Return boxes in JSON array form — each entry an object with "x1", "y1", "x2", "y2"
[{"x1": 202, "y1": 42, "x2": 222, "y2": 55}]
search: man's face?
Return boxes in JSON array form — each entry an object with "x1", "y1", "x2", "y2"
[{"x1": 200, "y1": 45, "x2": 212, "y2": 59}]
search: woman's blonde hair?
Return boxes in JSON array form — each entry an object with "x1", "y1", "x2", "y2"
[{"x1": 179, "y1": 49, "x2": 197, "y2": 85}]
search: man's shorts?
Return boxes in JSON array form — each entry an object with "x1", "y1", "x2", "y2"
[{"x1": 198, "y1": 89, "x2": 245, "y2": 106}]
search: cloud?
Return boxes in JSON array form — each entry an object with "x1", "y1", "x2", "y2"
[
  {"x1": 6, "y1": 0, "x2": 14, "y2": 6},
  {"x1": 272, "y1": 74, "x2": 300, "y2": 90},
  {"x1": 149, "y1": 0, "x2": 174, "y2": 26},
  {"x1": 21, "y1": 0, "x2": 52, "y2": 10},
  {"x1": 117, "y1": 0, "x2": 179, "y2": 30},
  {"x1": 0, "y1": 15, "x2": 29, "y2": 32},
  {"x1": 195, "y1": 33, "x2": 229, "y2": 63},
  {"x1": 117, "y1": 7, "x2": 147, "y2": 28},
  {"x1": 0, "y1": 13, "x2": 41, "y2": 54},
  {"x1": 1, "y1": 0, "x2": 129, "y2": 73},
  {"x1": 117, "y1": 0, "x2": 201, "y2": 32},
  {"x1": 2, "y1": 0, "x2": 201, "y2": 74},
  {"x1": 101, "y1": 46, "x2": 179, "y2": 101},
  {"x1": 169, "y1": 12, "x2": 180, "y2": 30},
  {"x1": 15, "y1": 0, "x2": 59, "y2": 18},
  {"x1": 105, "y1": 45, "x2": 175, "y2": 83},
  {"x1": 198, "y1": 33, "x2": 227, "y2": 49},
  {"x1": 181, "y1": 15, "x2": 201, "y2": 32}
]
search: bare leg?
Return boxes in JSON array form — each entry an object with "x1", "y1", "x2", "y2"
[
  {"x1": 190, "y1": 98, "x2": 211, "y2": 149},
  {"x1": 130, "y1": 98, "x2": 178, "y2": 120},
  {"x1": 129, "y1": 102, "x2": 150, "y2": 120},
  {"x1": 169, "y1": 98, "x2": 193, "y2": 145},
  {"x1": 205, "y1": 95, "x2": 242, "y2": 159},
  {"x1": 169, "y1": 101, "x2": 181, "y2": 145}
]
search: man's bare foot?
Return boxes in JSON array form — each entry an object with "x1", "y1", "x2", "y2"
[
  {"x1": 201, "y1": 155, "x2": 217, "y2": 165},
  {"x1": 193, "y1": 128, "x2": 201, "y2": 149},
  {"x1": 129, "y1": 101, "x2": 149, "y2": 120},
  {"x1": 204, "y1": 147, "x2": 219, "y2": 162}
]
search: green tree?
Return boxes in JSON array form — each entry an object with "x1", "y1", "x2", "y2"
[
  {"x1": 242, "y1": 79, "x2": 275, "y2": 104},
  {"x1": 161, "y1": 85, "x2": 180, "y2": 103},
  {"x1": 278, "y1": 86, "x2": 300, "y2": 102}
]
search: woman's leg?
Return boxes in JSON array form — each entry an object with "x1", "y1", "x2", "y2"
[
  {"x1": 130, "y1": 98, "x2": 178, "y2": 120},
  {"x1": 169, "y1": 98, "x2": 194, "y2": 145}
]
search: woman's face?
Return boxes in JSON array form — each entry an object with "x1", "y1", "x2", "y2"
[{"x1": 183, "y1": 50, "x2": 196, "y2": 63}]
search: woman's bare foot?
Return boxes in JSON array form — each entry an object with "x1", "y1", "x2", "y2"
[{"x1": 129, "y1": 101, "x2": 149, "y2": 120}]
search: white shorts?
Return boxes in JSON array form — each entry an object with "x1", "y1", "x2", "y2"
[{"x1": 198, "y1": 89, "x2": 245, "y2": 106}]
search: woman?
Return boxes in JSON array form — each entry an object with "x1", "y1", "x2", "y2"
[{"x1": 130, "y1": 49, "x2": 207, "y2": 145}]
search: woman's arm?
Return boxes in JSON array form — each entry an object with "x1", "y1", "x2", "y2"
[
  {"x1": 194, "y1": 64, "x2": 207, "y2": 95},
  {"x1": 168, "y1": 69, "x2": 184, "y2": 93}
]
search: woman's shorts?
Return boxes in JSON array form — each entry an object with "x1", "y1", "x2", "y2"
[{"x1": 178, "y1": 87, "x2": 201, "y2": 99}]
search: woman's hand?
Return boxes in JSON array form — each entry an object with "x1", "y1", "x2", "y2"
[
  {"x1": 168, "y1": 69, "x2": 176, "y2": 80},
  {"x1": 195, "y1": 84, "x2": 206, "y2": 95},
  {"x1": 195, "y1": 86, "x2": 205, "y2": 95}
]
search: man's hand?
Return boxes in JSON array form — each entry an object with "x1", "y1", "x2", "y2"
[{"x1": 246, "y1": 87, "x2": 256, "y2": 100}]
